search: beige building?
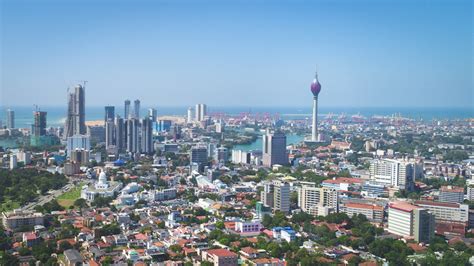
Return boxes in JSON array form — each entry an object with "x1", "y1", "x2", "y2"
[
  {"x1": 2, "y1": 210, "x2": 44, "y2": 230},
  {"x1": 202, "y1": 248, "x2": 238, "y2": 266},
  {"x1": 298, "y1": 184, "x2": 338, "y2": 216}
]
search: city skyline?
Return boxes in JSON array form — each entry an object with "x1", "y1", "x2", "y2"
[{"x1": 1, "y1": 0, "x2": 472, "y2": 108}]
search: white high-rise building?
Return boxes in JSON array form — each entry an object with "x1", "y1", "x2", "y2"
[
  {"x1": 369, "y1": 159, "x2": 414, "y2": 190},
  {"x1": 195, "y1": 104, "x2": 207, "y2": 122},
  {"x1": 388, "y1": 201, "x2": 434, "y2": 243},
  {"x1": 298, "y1": 184, "x2": 338, "y2": 216},
  {"x1": 67, "y1": 135, "x2": 91, "y2": 155},
  {"x1": 9, "y1": 155, "x2": 17, "y2": 170},
  {"x1": 187, "y1": 107, "x2": 193, "y2": 123}
]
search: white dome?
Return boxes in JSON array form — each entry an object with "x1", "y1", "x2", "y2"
[{"x1": 98, "y1": 171, "x2": 107, "y2": 183}]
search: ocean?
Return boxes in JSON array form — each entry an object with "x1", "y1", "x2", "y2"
[{"x1": 1, "y1": 106, "x2": 472, "y2": 129}]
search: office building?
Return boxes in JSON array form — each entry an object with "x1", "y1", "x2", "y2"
[
  {"x1": 369, "y1": 159, "x2": 414, "y2": 190},
  {"x1": 126, "y1": 118, "x2": 140, "y2": 153},
  {"x1": 467, "y1": 179, "x2": 474, "y2": 201},
  {"x1": 70, "y1": 149, "x2": 90, "y2": 165},
  {"x1": 104, "y1": 106, "x2": 115, "y2": 122},
  {"x1": 388, "y1": 202, "x2": 434, "y2": 243},
  {"x1": 261, "y1": 182, "x2": 275, "y2": 208},
  {"x1": 414, "y1": 200, "x2": 469, "y2": 225},
  {"x1": 262, "y1": 130, "x2": 287, "y2": 167},
  {"x1": 16, "y1": 150, "x2": 31, "y2": 165},
  {"x1": 124, "y1": 100, "x2": 131, "y2": 119},
  {"x1": 190, "y1": 146, "x2": 208, "y2": 171},
  {"x1": 87, "y1": 125, "x2": 105, "y2": 144},
  {"x1": 214, "y1": 147, "x2": 228, "y2": 162},
  {"x1": 439, "y1": 185, "x2": 464, "y2": 203},
  {"x1": 9, "y1": 155, "x2": 17, "y2": 170},
  {"x1": 273, "y1": 181, "x2": 290, "y2": 213},
  {"x1": 2, "y1": 210, "x2": 44, "y2": 230},
  {"x1": 231, "y1": 150, "x2": 251, "y2": 164},
  {"x1": 67, "y1": 135, "x2": 90, "y2": 154},
  {"x1": 340, "y1": 202, "x2": 384, "y2": 223},
  {"x1": 64, "y1": 84, "x2": 86, "y2": 138},
  {"x1": 105, "y1": 119, "x2": 115, "y2": 148},
  {"x1": 141, "y1": 117, "x2": 153, "y2": 154},
  {"x1": 298, "y1": 184, "x2": 338, "y2": 216},
  {"x1": 157, "y1": 120, "x2": 172, "y2": 131},
  {"x1": 6, "y1": 109, "x2": 14, "y2": 129},
  {"x1": 148, "y1": 108, "x2": 157, "y2": 121},
  {"x1": 115, "y1": 116, "x2": 125, "y2": 152},
  {"x1": 195, "y1": 103, "x2": 207, "y2": 121},
  {"x1": 133, "y1": 99, "x2": 140, "y2": 119},
  {"x1": 187, "y1": 107, "x2": 193, "y2": 123},
  {"x1": 32, "y1": 111, "x2": 47, "y2": 136}
]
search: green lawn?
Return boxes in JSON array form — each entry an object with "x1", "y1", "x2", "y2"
[
  {"x1": 57, "y1": 183, "x2": 84, "y2": 208},
  {"x1": 0, "y1": 198, "x2": 20, "y2": 212}
]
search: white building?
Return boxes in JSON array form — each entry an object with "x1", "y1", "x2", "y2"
[
  {"x1": 273, "y1": 181, "x2": 290, "y2": 213},
  {"x1": 81, "y1": 171, "x2": 123, "y2": 202},
  {"x1": 414, "y1": 200, "x2": 469, "y2": 224},
  {"x1": 370, "y1": 159, "x2": 415, "y2": 190},
  {"x1": 298, "y1": 184, "x2": 338, "y2": 216},
  {"x1": 9, "y1": 154, "x2": 17, "y2": 170},
  {"x1": 388, "y1": 201, "x2": 434, "y2": 243},
  {"x1": 439, "y1": 185, "x2": 464, "y2": 203}
]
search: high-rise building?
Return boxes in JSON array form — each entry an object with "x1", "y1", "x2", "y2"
[
  {"x1": 310, "y1": 72, "x2": 321, "y2": 142},
  {"x1": 261, "y1": 182, "x2": 275, "y2": 208},
  {"x1": 262, "y1": 130, "x2": 287, "y2": 167},
  {"x1": 6, "y1": 109, "x2": 14, "y2": 129},
  {"x1": 32, "y1": 111, "x2": 47, "y2": 136},
  {"x1": 195, "y1": 104, "x2": 207, "y2": 121},
  {"x1": 115, "y1": 116, "x2": 125, "y2": 152},
  {"x1": 214, "y1": 147, "x2": 228, "y2": 162},
  {"x1": 126, "y1": 118, "x2": 140, "y2": 153},
  {"x1": 124, "y1": 100, "x2": 131, "y2": 119},
  {"x1": 64, "y1": 84, "x2": 86, "y2": 138},
  {"x1": 298, "y1": 184, "x2": 338, "y2": 216},
  {"x1": 190, "y1": 146, "x2": 208, "y2": 172},
  {"x1": 133, "y1": 99, "x2": 140, "y2": 119},
  {"x1": 273, "y1": 181, "x2": 290, "y2": 213},
  {"x1": 105, "y1": 119, "x2": 115, "y2": 148},
  {"x1": 66, "y1": 135, "x2": 90, "y2": 154},
  {"x1": 9, "y1": 154, "x2": 17, "y2": 170},
  {"x1": 439, "y1": 185, "x2": 464, "y2": 203},
  {"x1": 148, "y1": 108, "x2": 157, "y2": 122},
  {"x1": 105, "y1": 106, "x2": 115, "y2": 122},
  {"x1": 187, "y1": 107, "x2": 193, "y2": 123},
  {"x1": 369, "y1": 159, "x2": 414, "y2": 190},
  {"x1": 141, "y1": 118, "x2": 153, "y2": 154},
  {"x1": 387, "y1": 202, "x2": 434, "y2": 243}
]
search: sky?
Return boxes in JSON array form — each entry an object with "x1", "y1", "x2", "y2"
[{"x1": 1, "y1": 0, "x2": 472, "y2": 108}]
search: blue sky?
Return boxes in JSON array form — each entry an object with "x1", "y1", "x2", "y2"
[{"x1": 1, "y1": 0, "x2": 472, "y2": 108}]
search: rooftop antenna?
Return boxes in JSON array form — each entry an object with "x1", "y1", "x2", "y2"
[{"x1": 79, "y1": 80, "x2": 88, "y2": 87}]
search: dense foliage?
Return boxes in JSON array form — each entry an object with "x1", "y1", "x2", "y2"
[{"x1": 0, "y1": 168, "x2": 68, "y2": 210}]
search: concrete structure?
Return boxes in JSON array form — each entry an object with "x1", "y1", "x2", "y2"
[
  {"x1": 370, "y1": 159, "x2": 415, "y2": 190},
  {"x1": 133, "y1": 99, "x2": 140, "y2": 119},
  {"x1": 64, "y1": 84, "x2": 86, "y2": 138},
  {"x1": 187, "y1": 107, "x2": 193, "y2": 123},
  {"x1": 6, "y1": 109, "x2": 14, "y2": 129},
  {"x1": 148, "y1": 108, "x2": 157, "y2": 121},
  {"x1": 234, "y1": 221, "x2": 262, "y2": 234},
  {"x1": 262, "y1": 130, "x2": 287, "y2": 167},
  {"x1": 124, "y1": 100, "x2": 131, "y2": 119},
  {"x1": 202, "y1": 249, "x2": 238, "y2": 266},
  {"x1": 63, "y1": 249, "x2": 83, "y2": 266},
  {"x1": 388, "y1": 202, "x2": 434, "y2": 243},
  {"x1": 67, "y1": 134, "x2": 90, "y2": 154},
  {"x1": 190, "y1": 146, "x2": 208, "y2": 171},
  {"x1": 2, "y1": 210, "x2": 45, "y2": 230},
  {"x1": 104, "y1": 106, "x2": 115, "y2": 122},
  {"x1": 439, "y1": 185, "x2": 464, "y2": 203},
  {"x1": 9, "y1": 154, "x2": 17, "y2": 170},
  {"x1": 340, "y1": 202, "x2": 384, "y2": 223},
  {"x1": 81, "y1": 171, "x2": 123, "y2": 202},
  {"x1": 195, "y1": 103, "x2": 207, "y2": 122},
  {"x1": 126, "y1": 118, "x2": 140, "y2": 153},
  {"x1": 310, "y1": 72, "x2": 321, "y2": 142},
  {"x1": 273, "y1": 181, "x2": 290, "y2": 213},
  {"x1": 141, "y1": 117, "x2": 153, "y2": 154},
  {"x1": 32, "y1": 111, "x2": 47, "y2": 136},
  {"x1": 414, "y1": 200, "x2": 469, "y2": 225},
  {"x1": 231, "y1": 150, "x2": 251, "y2": 164},
  {"x1": 298, "y1": 184, "x2": 338, "y2": 216}
]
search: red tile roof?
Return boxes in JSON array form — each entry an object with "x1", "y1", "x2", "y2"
[{"x1": 207, "y1": 248, "x2": 238, "y2": 258}]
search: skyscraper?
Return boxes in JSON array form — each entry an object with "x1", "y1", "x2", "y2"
[
  {"x1": 124, "y1": 100, "x2": 131, "y2": 119},
  {"x1": 64, "y1": 84, "x2": 86, "y2": 138},
  {"x1": 195, "y1": 104, "x2": 207, "y2": 121},
  {"x1": 310, "y1": 72, "x2": 321, "y2": 142},
  {"x1": 262, "y1": 130, "x2": 288, "y2": 167},
  {"x1": 133, "y1": 99, "x2": 140, "y2": 119},
  {"x1": 115, "y1": 116, "x2": 125, "y2": 152},
  {"x1": 187, "y1": 107, "x2": 193, "y2": 124},
  {"x1": 6, "y1": 109, "x2": 14, "y2": 129},
  {"x1": 105, "y1": 119, "x2": 115, "y2": 148},
  {"x1": 141, "y1": 117, "x2": 153, "y2": 154},
  {"x1": 273, "y1": 180, "x2": 290, "y2": 213},
  {"x1": 148, "y1": 108, "x2": 157, "y2": 122},
  {"x1": 32, "y1": 111, "x2": 47, "y2": 136},
  {"x1": 126, "y1": 118, "x2": 139, "y2": 153},
  {"x1": 105, "y1": 106, "x2": 115, "y2": 122}
]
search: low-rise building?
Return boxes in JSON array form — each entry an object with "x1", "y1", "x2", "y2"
[
  {"x1": 202, "y1": 248, "x2": 238, "y2": 266},
  {"x1": 2, "y1": 210, "x2": 45, "y2": 230}
]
